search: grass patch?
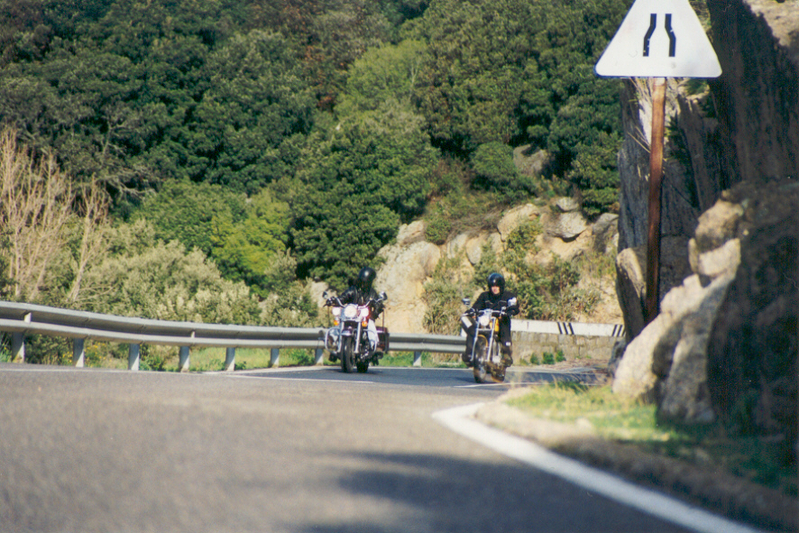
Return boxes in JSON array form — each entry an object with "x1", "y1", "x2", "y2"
[
  {"x1": 187, "y1": 347, "x2": 319, "y2": 371},
  {"x1": 506, "y1": 383, "x2": 797, "y2": 499}
]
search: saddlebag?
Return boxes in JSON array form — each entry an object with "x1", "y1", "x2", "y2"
[{"x1": 376, "y1": 326, "x2": 389, "y2": 353}]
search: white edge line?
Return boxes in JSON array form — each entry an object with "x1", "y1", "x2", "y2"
[
  {"x1": 432, "y1": 403, "x2": 768, "y2": 533},
  {"x1": 223, "y1": 374, "x2": 376, "y2": 384}
]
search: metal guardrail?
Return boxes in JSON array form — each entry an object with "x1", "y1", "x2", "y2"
[{"x1": 0, "y1": 301, "x2": 465, "y2": 371}]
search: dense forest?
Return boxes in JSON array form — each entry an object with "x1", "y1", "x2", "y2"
[{"x1": 0, "y1": 0, "x2": 631, "y2": 336}]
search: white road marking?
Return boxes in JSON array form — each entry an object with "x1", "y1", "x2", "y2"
[{"x1": 432, "y1": 403, "x2": 767, "y2": 533}]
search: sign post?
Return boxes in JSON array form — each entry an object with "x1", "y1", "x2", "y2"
[{"x1": 595, "y1": 0, "x2": 721, "y2": 324}]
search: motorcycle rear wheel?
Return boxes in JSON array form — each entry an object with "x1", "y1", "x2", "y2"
[
  {"x1": 356, "y1": 360, "x2": 369, "y2": 373},
  {"x1": 341, "y1": 336, "x2": 355, "y2": 373},
  {"x1": 473, "y1": 336, "x2": 488, "y2": 383}
]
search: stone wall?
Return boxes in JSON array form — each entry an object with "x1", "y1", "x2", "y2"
[{"x1": 511, "y1": 331, "x2": 618, "y2": 364}]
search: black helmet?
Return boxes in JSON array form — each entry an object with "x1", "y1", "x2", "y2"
[
  {"x1": 487, "y1": 272, "x2": 505, "y2": 293},
  {"x1": 356, "y1": 266, "x2": 376, "y2": 290}
]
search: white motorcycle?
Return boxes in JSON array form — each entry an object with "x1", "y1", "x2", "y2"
[{"x1": 323, "y1": 292, "x2": 389, "y2": 373}]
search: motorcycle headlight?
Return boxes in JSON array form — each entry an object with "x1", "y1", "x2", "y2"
[
  {"x1": 343, "y1": 304, "x2": 358, "y2": 319},
  {"x1": 478, "y1": 313, "x2": 491, "y2": 327}
]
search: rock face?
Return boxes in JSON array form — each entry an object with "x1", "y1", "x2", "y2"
[
  {"x1": 705, "y1": 181, "x2": 798, "y2": 447},
  {"x1": 615, "y1": 237, "x2": 693, "y2": 340},
  {"x1": 613, "y1": 180, "x2": 797, "y2": 451},
  {"x1": 612, "y1": 198, "x2": 742, "y2": 424},
  {"x1": 342, "y1": 199, "x2": 620, "y2": 334},
  {"x1": 707, "y1": 0, "x2": 799, "y2": 186},
  {"x1": 613, "y1": 0, "x2": 798, "y2": 452}
]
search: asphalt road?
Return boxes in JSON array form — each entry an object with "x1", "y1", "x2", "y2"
[{"x1": 0, "y1": 363, "x2": 693, "y2": 533}]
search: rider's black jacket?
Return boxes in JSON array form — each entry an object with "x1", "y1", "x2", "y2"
[
  {"x1": 470, "y1": 289, "x2": 519, "y2": 342},
  {"x1": 340, "y1": 286, "x2": 384, "y2": 318}
]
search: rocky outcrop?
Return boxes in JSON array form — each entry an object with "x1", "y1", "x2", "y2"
[
  {"x1": 332, "y1": 198, "x2": 622, "y2": 334},
  {"x1": 705, "y1": 180, "x2": 798, "y2": 447},
  {"x1": 374, "y1": 203, "x2": 543, "y2": 333},
  {"x1": 542, "y1": 197, "x2": 588, "y2": 241},
  {"x1": 615, "y1": 237, "x2": 693, "y2": 341},
  {"x1": 615, "y1": 0, "x2": 799, "y2": 338},
  {"x1": 706, "y1": 0, "x2": 799, "y2": 187},
  {"x1": 613, "y1": 0, "x2": 798, "y2": 451},
  {"x1": 612, "y1": 198, "x2": 742, "y2": 422},
  {"x1": 613, "y1": 179, "x2": 797, "y2": 448}
]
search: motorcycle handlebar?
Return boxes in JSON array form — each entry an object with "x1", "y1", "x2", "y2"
[
  {"x1": 324, "y1": 294, "x2": 386, "y2": 307},
  {"x1": 462, "y1": 306, "x2": 508, "y2": 318}
]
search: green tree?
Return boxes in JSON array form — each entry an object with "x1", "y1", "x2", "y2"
[
  {"x1": 133, "y1": 180, "x2": 247, "y2": 257},
  {"x1": 210, "y1": 188, "x2": 291, "y2": 296},
  {"x1": 291, "y1": 102, "x2": 438, "y2": 288},
  {"x1": 401, "y1": 0, "x2": 628, "y2": 215},
  {"x1": 83, "y1": 223, "x2": 261, "y2": 325},
  {"x1": 335, "y1": 39, "x2": 426, "y2": 116},
  {"x1": 188, "y1": 30, "x2": 315, "y2": 194},
  {"x1": 471, "y1": 141, "x2": 534, "y2": 200}
]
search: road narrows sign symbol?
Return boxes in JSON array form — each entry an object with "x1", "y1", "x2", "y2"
[{"x1": 595, "y1": 0, "x2": 721, "y2": 78}]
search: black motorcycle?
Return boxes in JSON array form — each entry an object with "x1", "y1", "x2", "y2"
[
  {"x1": 323, "y1": 292, "x2": 389, "y2": 373},
  {"x1": 461, "y1": 298, "x2": 510, "y2": 383}
]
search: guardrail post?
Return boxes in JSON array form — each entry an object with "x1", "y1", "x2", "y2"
[
  {"x1": 224, "y1": 347, "x2": 235, "y2": 371},
  {"x1": 128, "y1": 344, "x2": 140, "y2": 371},
  {"x1": 314, "y1": 348, "x2": 324, "y2": 365},
  {"x1": 11, "y1": 333, "x2": 25, "y2": 363},
  {"x1": 178, "y1": 346, "x2": 190, "y2": 372},
  {"x1": 10, "y1": 312, "x2": 31, "y2": 363},
  {"x1": 270, "y1": 348, "x2": 279, "y2": 367},
  {"x1": 413, "y1": 351, "x2": 422, "y2": 367},
  {"x1": 73, "y1": 338, "x2": 85, "y2": 367}
]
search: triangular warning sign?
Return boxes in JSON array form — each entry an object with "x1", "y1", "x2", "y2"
[{"x1": 595, "y1": 0, "x2": 721, "y2": 78}]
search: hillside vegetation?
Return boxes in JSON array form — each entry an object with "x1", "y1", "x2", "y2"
[{"x1": 1, "y1": 0, "x2": 631, "y2": 348}]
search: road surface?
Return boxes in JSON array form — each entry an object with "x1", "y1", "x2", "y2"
[{"x1": 0, "y1": 363, "x2": 694, "y2": 533}]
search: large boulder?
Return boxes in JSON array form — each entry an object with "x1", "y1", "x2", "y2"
[
  {"x1": 496, "y1": 203, "x2": 541, "y2": 242},
  {"x1": 613, "y1": 179, "x2": 797, "y2": 446},
  {"x1": 375, "y1": 240, "x2": 441, "y2": 333},
  {"x1": 543, "y1": 197, "x2": 587, "y2": 241},
  {"x1": 705, "y1": 180, "x2": 798, "y2": 447},
  {"x1": 614, "y1": 237, "x2": 693, "y2": 340},
  {"x1": 612, "y1": 197, "x2": 744, "y2": 420}
]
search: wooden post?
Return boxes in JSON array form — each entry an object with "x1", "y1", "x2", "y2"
[{"x1": 645, "y1": 78, "x2": 667, "y2": 324}]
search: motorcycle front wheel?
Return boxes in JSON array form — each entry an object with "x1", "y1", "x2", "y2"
[
  {"x1": 473, "y1": 335, "x2": 488, "y2": 383},
  {"x1": 489, "y1": 342, "x2": 506, "y2": 382},
  {"x1": 341, "y1": 336, "x2": 355, "y2": 373}
]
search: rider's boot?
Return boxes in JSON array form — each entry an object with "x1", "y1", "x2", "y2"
[
  {"x1": 461, "y1": 350, "x2": 473, "y2": 368},
  {"x1": 501, "y1": 343, "x2": 513, "y2": 367}
]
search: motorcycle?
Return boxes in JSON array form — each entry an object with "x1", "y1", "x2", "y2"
[
  {"x1": 461, "y1": 298, "x2": 510, "y2": 383},
  {"x1": 323, "y1": 291, "x2": 389, "y2": 373}
]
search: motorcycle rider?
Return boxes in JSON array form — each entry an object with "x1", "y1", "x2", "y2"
[
  {"x1": 339, "y1": 266, "x2": 385, "y2": 352},
  {"x1": 461, "y1": 272, "x2": 519, "y2": 367}
]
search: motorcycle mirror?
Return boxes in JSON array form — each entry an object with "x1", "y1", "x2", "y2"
[
  {"x1": 323, "y1": 291, "x2": 328, "y2": 298},
  {"x1": 462, "y1": 298, "x2": 471, "y2": 306},
  {"x1": 380, "y1": 292, "x2": 387, "y2": 300}
]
